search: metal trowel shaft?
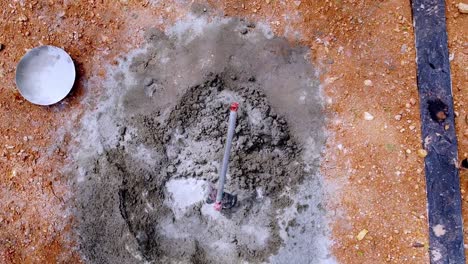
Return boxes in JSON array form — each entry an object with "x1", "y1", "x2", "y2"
[{"x1": 214, "y1": 102, "x2": 239, "y2": 211}]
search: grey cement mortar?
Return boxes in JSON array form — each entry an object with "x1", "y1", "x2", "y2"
[{"x1": 71, "y1": 15, "x2": 333, "y2": 264}]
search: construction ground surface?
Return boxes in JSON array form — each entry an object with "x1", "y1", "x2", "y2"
[{"x1": 0, "y1": 0, "x2": 467, "y2": 263}]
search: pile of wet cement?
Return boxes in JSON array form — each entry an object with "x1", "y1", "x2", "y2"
[
  {"x1": 157, "y1": 75, "x2": 304, "y2": 194},
  {"x1": 72, "y1": 16, "x2": 328, "y2": 264}
]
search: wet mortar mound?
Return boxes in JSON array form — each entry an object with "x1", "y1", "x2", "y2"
[
  {"x1": 161, "y1": 74, "x2": 305, "y2": 195},
  {"x1": 72, "y1": 17, "x2": 330, "y2": 264}
]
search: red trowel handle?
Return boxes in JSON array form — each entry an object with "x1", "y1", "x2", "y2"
[{"x1": 230, "y1": 102, "x2": 239, "y2": 112}]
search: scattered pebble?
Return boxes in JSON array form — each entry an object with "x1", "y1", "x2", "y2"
[
  {"x1": 364, "y1": 79, "x2": 373, "y2": 86},
  {"x1": 445, "y1": 124, "x2": 450, "y2": 130},
  {"x1": 18, "y1": 15, "x2": 28, "y2": 22},
  {"x1": 364, "y1": 112, "x2": 374, "y2": 121},
  {"x1": 412, "y1": 242, "x2": 425, "y2": 248},
  {"x1": 10, "y1": 169, "x2": 17, "y2": 179},
  {"x1": 410, "y1": 98, "x2": 416, "y2": 105},
  {"x1": 406, "y1": 149, "x2": 412, "y2": 154},
  {"x1": 58, "y1": 11, "x2": 66, "y2": 18},
  {"x1": 417, "y1": 149, "x2": 428, "y2": 158},
  {"x1": 167, "y1": 165, "x2": 176, "y2": 173},
  {"x1": 401, "y1": 44, "x2": 408, "y2": 53},
  {"x1": 325, "y1": 76, "x2": 340, "y2": 84},
  {"x1": 449, "y1": 53, "x2": 455, "y2": 61},
  {"x1": 394, "y1": 114, "x2": 402, "y2": 121},
  {"x1": 356, "y1": 229, "x2": 368, "y2": 241},
  {"x1": 240, "y1": 28, "x2": 248, "y2": 35},
  {"x1": 409, "y1": 125, "x2": 416, "y2": 131},
  {"x1": 458, "y1": 3, "x2": 468, "y2": 13},
  {"x1": 436, "y1": 111, "x2": 447, "y2": 122}
]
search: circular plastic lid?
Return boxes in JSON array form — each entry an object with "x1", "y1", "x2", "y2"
[{"x1": 15, "y1": 45, "x2": 76, "y2": 106}]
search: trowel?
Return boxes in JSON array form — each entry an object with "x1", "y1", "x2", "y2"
[{"x1": 205, "y1": 102, "x2": 239, "y2": 211}]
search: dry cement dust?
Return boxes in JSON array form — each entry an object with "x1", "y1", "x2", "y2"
[{"x1": 70, "y1": 15, "x2": 333, "y2": 264}]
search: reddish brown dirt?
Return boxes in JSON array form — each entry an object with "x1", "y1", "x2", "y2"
[
  {"x1": 0, "y1": 0, "x2": 465, "y2": 263},
  {"x1": 0, "y1": 1, "x2": 184, "y2": 262}
]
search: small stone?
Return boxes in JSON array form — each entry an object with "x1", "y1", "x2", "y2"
[
  {"x1": 240, "y1": 28, "x2": 248, "y2": 35},
  {"x1": 394, "y1": 114, "x2": 402, "y2": 121},
  {"x1": 58, "y1": 10, "x2": 66, "y2": 18},
  {"x1": 412, "y1": 242, "x2": 425, "y2": 248},
  {"x1": 364, "y1": 112, "x2": 374, "y2": 121},
  {"x1": 417, "y1": 149, "x2": 428, "y2": 158},
  {"x1": 410, "y1": 98, "x2": 416, "y2": 105},
  {"x1": 167, "y1": 165, "x2": 176, "y2": 173},
  {"x1": 436, "y1": 111, "x2": 447, "y2": 121},
  {"x1": 364, "y1": 79, "x2": 373, "y2": 86},
  {"x1": 458, "y1": 3, "x2": 468, "y2": 13},
  {"x1": 449, "y1": 53, "x2": 455, "y2": 61},
  {"x1": 409, "y1": 125, "x2": 416, "y2": 130},
  {"x1": 445, "y1": 124, "x2": 450, "y2": 130},
  {"x1": 325, "y1": 76, "x2": 340, "y2": 84},
  {"x1": 356, "y1": 229, "x2": 368, "y2": 241},
  {"x1": 18, "y1": 15, "x2": 28, "y2": 22},
  {"x1": 401, "y1": 44, "x2": 408, "y2": 53},
  {"x1": 406, "y1": 149, "x2": 412, "y2": 154}
]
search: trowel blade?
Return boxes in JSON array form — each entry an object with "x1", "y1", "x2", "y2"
[{"x1": 206, "y1": 185, "x2": 237, "y2": 209}]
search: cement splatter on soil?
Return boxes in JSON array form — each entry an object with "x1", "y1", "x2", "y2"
[{"x1": 71, "y1": 16, "x2": 332, "y2": 263}]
